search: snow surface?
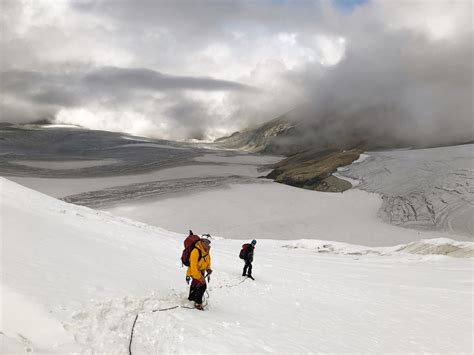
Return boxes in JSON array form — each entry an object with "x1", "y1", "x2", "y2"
[
  {"x1": 338, "y1": 144, "x2": 474, "y2": 237},
  {"x1": 8, "y1": 163, "x2": 268, "y2": 198},
  {"x1": 2, "y1": 178, "x2": 473, "y2": 353},
  {"x1": 105, "y1": 182, "x2": 468, "y2": 246}
]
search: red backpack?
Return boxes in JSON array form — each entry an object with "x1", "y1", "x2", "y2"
[
  {"x1": 239, "y1": 243, "x2": 251, "y2": 259},
  {"x1": 181, "y1": 232, "x2": 201, "y2": 266}
]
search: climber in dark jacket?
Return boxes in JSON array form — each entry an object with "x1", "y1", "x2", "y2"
[{"x1": 242, "y1": 239, "x2": 256, "y2": 280}]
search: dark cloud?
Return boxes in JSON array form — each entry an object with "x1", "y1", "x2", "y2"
[
  {"x1": 83, "y1": 67, "x2": 251, "y2": 92},
  {"x1": 0, "y1": 67, "x2": 251, "y2": 124}
]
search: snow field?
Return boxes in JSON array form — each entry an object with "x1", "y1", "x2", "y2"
[
  {"x1": 1, "y1": 178, "x2": 473, "y2": 353},
  {"x1": 106, "y1": 182, "x2": 466, "y2": 246}
]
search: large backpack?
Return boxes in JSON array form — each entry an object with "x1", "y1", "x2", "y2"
[
  {"x1": 181, "y1": 233, "x2": 201, "y2": 266},
  {"x1": 239, "y1": 243, "x2": 251, "y2": 259}
]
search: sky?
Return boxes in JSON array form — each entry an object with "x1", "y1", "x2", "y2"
[{"x1": 1, "y1": 0, "x2": 472, "y2": 142}]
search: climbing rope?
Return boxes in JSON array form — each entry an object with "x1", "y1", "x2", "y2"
[
  {"x1": 212, "y1": 276, "x2": 249, "y2": 290},
  {"x1": 128, "y1": 314, "x2": 139, "y2": 355},
  {"x1": 128, "y1": 276, "x2": 249, "y2": 354}
]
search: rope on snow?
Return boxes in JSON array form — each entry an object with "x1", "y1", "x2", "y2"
[
  {"x1": 128, "y1": 314, "x2": 139, "y2": 355},
  {"x1": 128, "y1": 276, "x2": 248, "y2": 353},
  {"x1": 212, "y1": 276, "x2": 249, "y2": 290}
]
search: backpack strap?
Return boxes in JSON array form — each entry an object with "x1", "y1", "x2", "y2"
[{"x1": 193, "y1": 247, "x2": 203, "y2": 262}]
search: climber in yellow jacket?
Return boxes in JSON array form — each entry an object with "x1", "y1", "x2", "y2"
[{"x1": 187, "y1": 237, "x2": 212, "y2": 310}]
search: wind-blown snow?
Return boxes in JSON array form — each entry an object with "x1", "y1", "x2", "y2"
[{"x1": 1, "y1": 178, "x2": 472, "y2": 353}]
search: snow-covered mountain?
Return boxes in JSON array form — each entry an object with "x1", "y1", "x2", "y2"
[
  {"x1": 214, "y1": 114, "x2": 298, "y2": 154},
  {"x1": 1, "y1": 178, "x2": 473, "y2": 353}
]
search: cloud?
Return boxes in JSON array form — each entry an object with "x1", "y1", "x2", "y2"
[
  {"x1": 1, "y1": 0, "x2": 472, "y2": 143},
  {"x1": 297, "y1": 30, "x2": 473, "y2": 147},
  {"x1": 0, "y1": 67, "x2": 252, "y2": 137},
  {"x1": 82, "y1": 67, "x2": 251, "y2": 92}
]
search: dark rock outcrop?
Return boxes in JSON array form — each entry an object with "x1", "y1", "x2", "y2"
[{"x1": 266, "y1": 148, "x2": 362, "y2": 192}]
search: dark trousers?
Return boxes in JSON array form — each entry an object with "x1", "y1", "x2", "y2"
[
  {"x1": 243, "y1": 259, "x2": 252, "y2": 276},
  {"x1": 188, "y1": 279, "x2": 207, "y2": 304}
]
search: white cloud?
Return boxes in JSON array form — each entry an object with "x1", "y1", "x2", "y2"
[
  {"x1": 1, "y1": 0, "x2": 472, "y2": 143},
  {"x1": 371, "y1": 0, "x2": 472, "y2": 40}
]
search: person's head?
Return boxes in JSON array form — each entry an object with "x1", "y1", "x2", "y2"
[
  {"x1": 201, "y1": 237, "x2": 211, "y2": 250},
  {"x1": 251, "y1": 239, "x2": 257, "y2": 246}
]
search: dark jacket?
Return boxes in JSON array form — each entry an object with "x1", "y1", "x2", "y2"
[{"x1": 243, "y1": 244, "x2": 254, "y2": 262}]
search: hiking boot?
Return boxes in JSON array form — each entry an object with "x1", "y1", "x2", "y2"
[
  {"x1": 242, "y1": 272, "x2": 247, "y2": 276},
  {"x1": 194, "y1": 303, "x2": 204, "y2": 311}
]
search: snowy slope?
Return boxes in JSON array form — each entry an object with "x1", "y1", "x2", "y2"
[{"x1": 1, "y1": 178, "x2": 473, "y2": 353}]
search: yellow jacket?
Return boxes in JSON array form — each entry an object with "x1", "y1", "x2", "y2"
[{"x1": 186, "y1": 241, "x2": 212, "y2": 280}]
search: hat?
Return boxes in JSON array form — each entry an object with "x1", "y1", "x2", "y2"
[{"x1": 251, "y1": 239, "x2": 257, "y2": 245}]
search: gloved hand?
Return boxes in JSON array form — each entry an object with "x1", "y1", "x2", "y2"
[
  {"x1": 206, "y1": 269, "x2": 213, "y2": 276},
  {"x1": 186, "y1": 276, "x2": 191, "y2": 285}
]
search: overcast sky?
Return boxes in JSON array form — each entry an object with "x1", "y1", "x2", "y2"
[{"x1": 1, "y1": 0, "x2": 472, "y2": 141}]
